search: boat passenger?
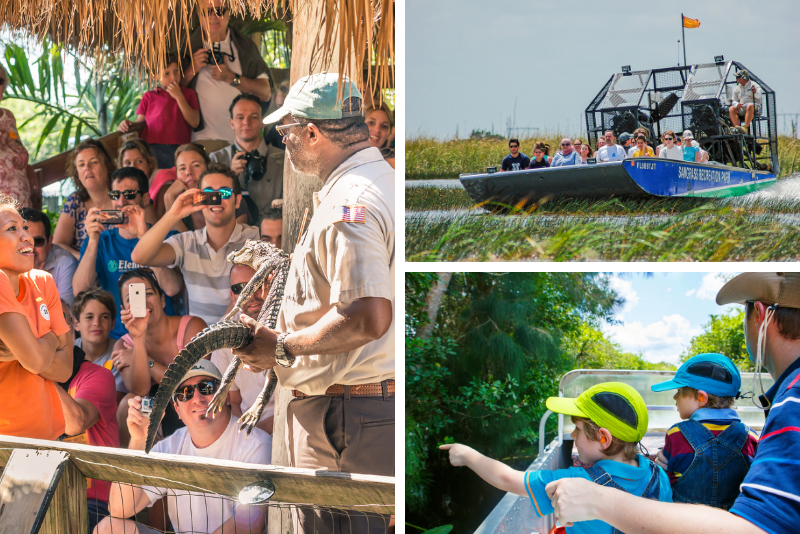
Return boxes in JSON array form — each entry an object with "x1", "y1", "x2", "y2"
[
  {"x1": 729, "y1": 69, "x2": 761, "y2": 134},
  {"x1": 116, "y1": 139, "x2": 161, "y2": 225},
  {"x1": 681, "y1": 130, "x2": 702, "y2": 163},
  {"x1": 441, "y1": 382, "x2": 672, "y2": 534},
  {"x1": 651, "y1": 353, "x2": 758, "y2": 509},
  {"x1": 545, "y1": 271, "x2": 800, "y2": 534},
  {"x1": 501, "y1": 138, "x2": 530, "y2": 171},
  {"x1": 572, "y1": 139, "x2": 583, "y2": 153},
  {"x1": 618, "y1": 132, "x2": 633, "y2": 156},
  {"x1": 631, "y1": 135, "x2": 655, "y2": 158},
  {"x1": 579, "y1": 143, "x2": 593, "y2": 164},
  {"x1": 551, "y1": 139, "x2": 581, "y2": 166},
  {"x1": 658, "y1": 131, "x2": 682, "y2": 160},
  {"x1": 595, "y1": 131, "x2": 628, "y2": 163},
  {"x1": 529, "y1": 141, "x2": 551, "y2": 169}
]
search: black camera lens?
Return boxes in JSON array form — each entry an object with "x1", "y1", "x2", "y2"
[{"x1": 245, "y1": 150, "x2": 265, "y2": 182}]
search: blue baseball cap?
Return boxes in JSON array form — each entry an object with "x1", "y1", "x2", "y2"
[{"x1": 651, "y1": 353, "x2": 741, "y2": 397}]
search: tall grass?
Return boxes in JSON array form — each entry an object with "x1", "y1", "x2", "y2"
[
  {"x1": 406, "y1": 209, "x2": 800, "y2": 262},
  {"x1": 406, "y1": 135, "x2": 800, "y2": 180}
]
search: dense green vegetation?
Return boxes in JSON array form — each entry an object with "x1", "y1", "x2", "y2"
[
  {"x1": 405, "y1": 273, "x2": 674, "y2": 532},
  {"x1": 681, "y1": 308, "x2": 751, "y2": 371},
  {"x1": 406, "y1": 208, "x2": 800, "y2": 261}
]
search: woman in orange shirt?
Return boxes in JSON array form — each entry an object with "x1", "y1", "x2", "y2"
[{"x1": 0, "y1": 192, "x2": 73, "y2": 440}]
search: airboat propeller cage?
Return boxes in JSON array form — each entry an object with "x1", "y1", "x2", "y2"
[{"x1": 585, "y1": 61, "x2": 778, "y2": 175}]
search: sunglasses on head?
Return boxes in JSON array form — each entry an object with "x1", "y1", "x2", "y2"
[
  {"x1": 203, "y1": 187, "x2": 234, "y2": 199},
  {"x1": 231, "y1": 282, "x2": 247, "y2": 295},
  {"x1": 174, "y1": 379, "x2": 221, "y2": 402},
  {"x1": 108, "y1": 189, "x2": 143, "y2": 200},
  {"x1": 33, "y1": 236, "x2": 46, "y2": 247},
  {"x1": 205, "y1": 6, "x2": 228, "y2": 16}
]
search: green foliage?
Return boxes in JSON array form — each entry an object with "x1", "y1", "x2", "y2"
[
  {"x1": 681, "y1": 308, "x2": 752, "y2": 371},
  {"x1": 1, "y1": 40, "x2": 146, "y2": 161},
  {"x1": 405, "y1": 272, "x2": 623, "y2": 529},
  {"x1": 564, "y1": 323, "x2": 675, "y2": 370}
]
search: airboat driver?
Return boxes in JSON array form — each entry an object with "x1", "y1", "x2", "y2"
[
  {"x1": 595, "y1": 131, "x2": 628, "y2": 163},
  {"x1": 729, "y1": 69, "x2": 762, "y2": 134},
  {"x1": 545, "y1": 272, "x2": 800, "y2": 534},
  {"x1": 236, "y1": 72, "x2": 395, "y2": 534},
  {"x1": 181, "y1": 0, "x2": 274, "y2": 152},
  {"x1": 501, "y1": 138, "x2": 530, "y2": 171}
]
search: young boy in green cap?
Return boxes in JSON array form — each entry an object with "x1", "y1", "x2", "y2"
[
  {"x1": 441, "y1": 382, "x2": 672, "y2": 534},
  {"x1": 651, "y1": 353, "x2": 759, "y2": 509}
]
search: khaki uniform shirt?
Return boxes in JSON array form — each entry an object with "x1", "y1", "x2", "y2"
[{"x1": 276, "y1": 147, "x2": 395, "y2": 395}]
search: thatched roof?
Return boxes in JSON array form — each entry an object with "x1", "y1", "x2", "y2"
[{"x1": 0, "y1": 0, "x2": 393, "y2": 92}]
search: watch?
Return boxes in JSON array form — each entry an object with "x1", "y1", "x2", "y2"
[
  {"x1": 231, "y1": 74, "x2": 241, "y2": 87},
  {"x1": 275, "y1": 332, "x2": 295, "y2": 368}
]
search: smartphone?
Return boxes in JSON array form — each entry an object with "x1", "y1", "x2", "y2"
[
  {"x1": 192, "y1": 191, "x2": 222, "y2": 206},
  {"x1": 98, "y1": 210, "x2": 128, "y2": 225},
  {"x1": 140, "y1": 396, "x2": 153, "y2": 416},
  {"x1": 129, "y1": 283, "x2": 147, "y2": 318}
]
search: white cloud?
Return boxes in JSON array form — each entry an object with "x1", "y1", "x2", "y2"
[
  {"x1": 604, "y1": 314, "x2": 702, "y2": 365},
  {"x1": 685, "y1": 289, "x2": 696, "y2": 297},
  {"x1": 666, "y1": 287, "x2": 672, "y2": 292},
  {"x1": 696, "y1": 273, "x2": 727, "y2": 300},
  {"x1": 608, "y1": 275, "x2": 639, "y2": 317}
]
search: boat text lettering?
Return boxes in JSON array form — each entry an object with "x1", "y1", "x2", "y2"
[{"x1": 677, "y1": 166, "x2": 731, "y2": 184}]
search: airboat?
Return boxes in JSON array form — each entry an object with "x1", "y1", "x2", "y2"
[{"x1": 460, "y1": 61, "x2": 779, "y2": 207}]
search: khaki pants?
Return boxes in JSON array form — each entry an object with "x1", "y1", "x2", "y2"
[{"x1": 287, "y1": 395, "x2": 394, "y2": 534}]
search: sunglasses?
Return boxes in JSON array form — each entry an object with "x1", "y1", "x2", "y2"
[
  {"x1": 33, "y1": 236, "x2": 46, "y2": 247},
  {"x1": 108, "y1": 189, "x2": 143, "y2": 200},
  {"x1": 205, "y1": 6, "x2": 228, "y2": 16},
  {"x1": 664, "y1": 137, "x2": 674, "y2": 140},
  {"x1": 276, "y1": 122, "x2": 304, "y2": 135},
  {"x1": 561, "y1": 143, "x2": 571, "y2": 146},
  {"x1": 203, "y1": 187, "x2": 234, "y2": 199},
  {"x1": 174, "y1": 379, "x2": 221, "y2": 402},
  {"x1": 231, "y1": 282, "x2": 247, "y2": 295},
  {"x1": 509, "y1": 145, "x2": 519, "y2": 148}
]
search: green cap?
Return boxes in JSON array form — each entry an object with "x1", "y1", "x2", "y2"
[
  {"x1": 263, "y1": 72, "x2": 362, "y2": 125},
  {"x1": 546, "y1": 382, "x2": 648, "y2": 443}
]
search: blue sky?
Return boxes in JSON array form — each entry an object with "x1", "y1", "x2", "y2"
[
  {"x1": 603, "y1": 273, "x2": 739, "y2": 365},
  {"x1": 407, "y1": 0, "x2": 800, "y2": 140}
]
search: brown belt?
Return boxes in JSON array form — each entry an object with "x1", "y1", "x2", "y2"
[{"x1": 293, "y1": 379, "x2": 395, "y2": 400}]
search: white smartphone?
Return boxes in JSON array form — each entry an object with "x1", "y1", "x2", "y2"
[{"x1": 129, "y1": 283, "x2": 147, "y2": 318}]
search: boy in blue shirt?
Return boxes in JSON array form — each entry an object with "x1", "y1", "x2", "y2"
[
  {"x1": 441, "y1": 382, "x2": 672, "y2": 534},
  {"x1": 651, "y1": 353, "x2": 758, "y2": 509}
]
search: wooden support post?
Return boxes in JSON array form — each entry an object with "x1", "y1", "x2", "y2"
[
  {"x1": 40, "y1": 459, "x2": 87, "y2": 534},
  {"x1": 271, "y1": 0, "x2": 358, "y2": 532},
  {"x1": 0, "y1": 449, "x2": 69, "y2": 534}
]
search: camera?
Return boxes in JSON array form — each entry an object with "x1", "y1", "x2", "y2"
[
  {"x1": 242, "y1": 150, "x2": 266, "y2": 184},
  {"x1": 140, "y1": 396, "x2": 153, "y2": 416},
  {"x1": 98, "y1": 210, "x2": 128, "y2": 225},
  {"x1": 192, "y1": 191, "x2": 222, "y2": 206},
  {"x1": 208, "y1": 45, "x2": 226, "y2": 66}
]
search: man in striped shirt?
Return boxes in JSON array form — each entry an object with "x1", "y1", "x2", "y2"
[
  {"x1": 131, "y1": 163, "x2": 260, "y2": 325},
  {"x1": 544, "y1": 272, "x2": 800, "y2": 534}
]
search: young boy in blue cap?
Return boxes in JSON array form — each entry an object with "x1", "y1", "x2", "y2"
[
  {"x1": 651, "y1": 353, "x2": 759, "y2": 510},
  {"x1": 441, "y1": 382, "x2": 672, "y2": 534}
]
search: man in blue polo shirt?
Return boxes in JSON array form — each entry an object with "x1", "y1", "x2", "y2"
[
  {"x1": 72, "y1": 168, "x2": 181, "y2": 340},
  {"x1": 544, "y1": 271, "x2": 800, "y2": 534}
]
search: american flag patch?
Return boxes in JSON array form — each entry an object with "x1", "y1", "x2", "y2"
[{"x1": 336, "y1": 205, "x2": 366, "y2": 223}]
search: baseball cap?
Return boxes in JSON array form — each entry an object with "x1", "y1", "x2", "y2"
[
  {"x1": 262, "y1": 72, "x2": 362, "y2": 125},
  {"x1": 651, "y1": 353, "x2": 741, "y2": 397},
  {"x1": 716, "y1": 272, "x2": 800, "y2": 308},
  {"x1": 619, "y1": 133, "x2": 633, "y2": 143},
  {"x1": 179, "y1": 359, "x2": 223, "y2": 385},
  {"x1": 546, "y1": 382, "x2": 648, "y2": 443},
  {"x1": 682, "y1": 129, "x2": 694, "y2": 139},
  {"x1": 735, "y1": 69, "x2": 749, "y2": 80}
]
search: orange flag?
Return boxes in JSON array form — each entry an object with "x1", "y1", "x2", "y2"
[{"x1": 683, "y1": 16, "x2": 701, "y2": 28}]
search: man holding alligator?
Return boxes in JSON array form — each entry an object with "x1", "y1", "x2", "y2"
[{"x1": 235, "y1": 72, "x2": 395, "y2": 534}]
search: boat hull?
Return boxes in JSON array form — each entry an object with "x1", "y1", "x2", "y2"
[{"x1": 459, "y1": 158, "x2": 777, "y2": 206}]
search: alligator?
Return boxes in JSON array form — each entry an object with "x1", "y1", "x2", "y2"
[{"x1": 144, "y1": 239, "x2": 292, "y2": 454}]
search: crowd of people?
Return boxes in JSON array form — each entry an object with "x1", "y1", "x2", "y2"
[
  {"x1": 500, "y1": 128, "x2": 713, "y2": 171},
  {"x1": 0, "y1": 6, "x2": 396, "y2": 530}
]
